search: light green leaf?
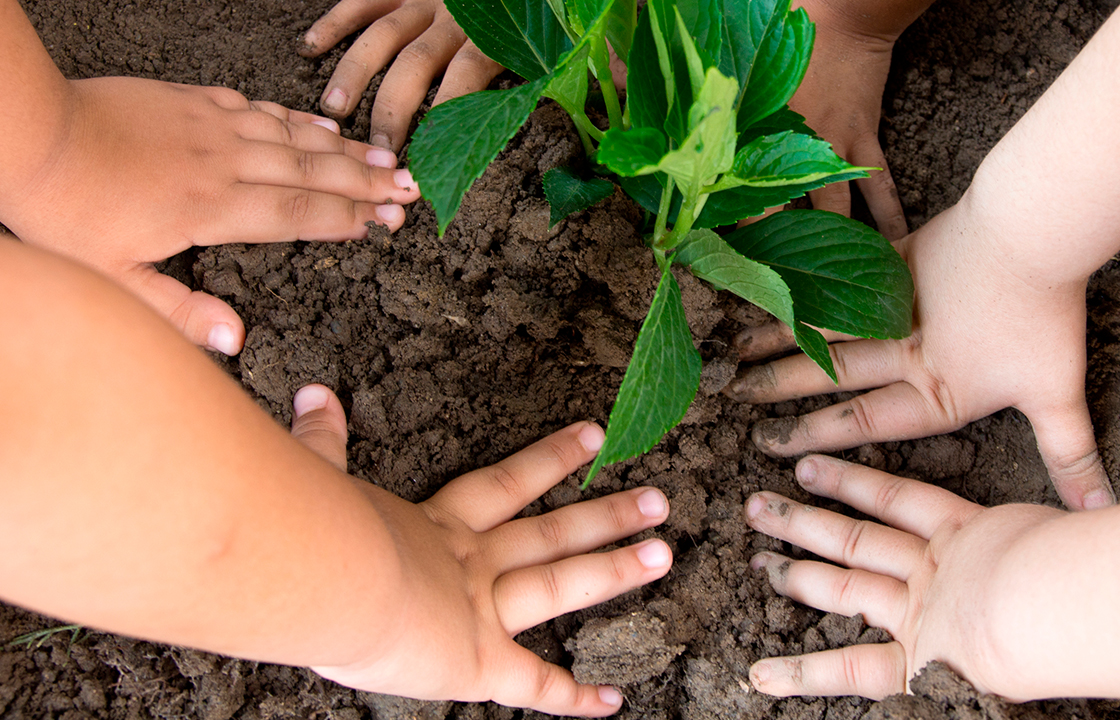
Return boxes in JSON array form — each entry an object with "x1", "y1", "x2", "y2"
[
  {"x1": 724, "y1": 210, "x2": 914, "y2": 338},
  {"x1": 708, "y1": 131, "x2": 871, "y2": 192},
  {"x1": 674, "y1": 229, "x2": 794, "y2": 325},
  {"x1": 693, "y1": 169, "x2": 869, "y2": 226},
  {"x1": 446, "y1": 0, "x2": 572, "y2": 80},
  {"x1": 542, "y1": 167, "x2": 615, "y2": 226},
  {"x1": 544, "y1": 44, "x2": 591, "y2": 117},
  {"x1": 410, "y1": 76, "x2": 550, "y2": 236},
  {"x1": 583, "y1": 267, "x2": 701, "y2": 486},
  {"x1": 654, "y1": 67, "x2": 738, "y2": 198}
]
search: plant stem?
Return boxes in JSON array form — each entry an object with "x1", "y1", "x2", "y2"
[
  {"x1": 659, "y1": 193, "x2": 699, "y2": 251},
  {"x1": 591, "y1": 37, "x2": 625, "y2": 131},
  {"x1": 573, "y1": 122, "x2": 595, "y2": 156},
  {"x1": 570, "y1": 108, "x2": 605, "y2": 146},
  {"x1": 652, "y1": 176, "x2": 675, "y2": 247}
]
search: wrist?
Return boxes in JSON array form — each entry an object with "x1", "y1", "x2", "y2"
[{"x1": 795, "y1": 0, "x2": 932, "y2": 44}]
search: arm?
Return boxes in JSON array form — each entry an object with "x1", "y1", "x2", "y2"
[
  {"x1": 744, "y1": 454, "x2": 1120, "y2": 701},
  {"x1": 730, "y1": 8, "x2": 1120, "y2": 510},
  {"x1": 0, "y1": 0, "x2": 421, "y2": 356},
  {"x1": 0, "y1": 239, "x2": 672, "y2": 716}
]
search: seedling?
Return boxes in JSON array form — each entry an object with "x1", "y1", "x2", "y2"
[
  {"x1": 410, "y1": 0, "x2": 913, "y2": 484},
  {"x1": 7, "y1": 624, "x2": 86, "y2": 652}
]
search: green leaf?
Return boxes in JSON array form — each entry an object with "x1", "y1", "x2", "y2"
[
  {"x1": 544, "y1": 44, "x2": 591, "y2": 117},
  {"x1": 674, "y1": 229, "x2": 794, "y2": 326},
  {"x1": 739, "y1": 105, "x2": 816, "y2": 142},
  {"x1": 793, "y1": 320, "x2": 835, "y2": 382},
  {"x1": 708, "y1": 131, "x2": 871, "y2": 192},
  {"x1": 598, "y1": 127, "x2": 669, "y2": 175},
  {"x1": 542, "y1": 167, "x2": 615, "y2": 226},
  {"x1": 410, "y1": 76, "x2": 550, "y2": 236},
  {"x1": 693, "y1": 168, "x2": 869, "y2": 226},
  {"x1": 445, "y1": 0, "x2": 572, "y2": 80},
  {"x1": 719, "y1": 0, "x2": 814, "y2": 132},
  {"x1": 569, "y1": 0, "x2": 612, "y2": 34},
  {"x1": 653, "y1": 67, "x2": 739, "y2": 198},
  {"x1": 724, "y1": 210, "x2": 913, "y2": 338},
  {"x1": 616, "y1": 173, "x2": 683, "y2": 217},
  {"x1": 604, "y1": 0, "x2": 636, "y2": 62},
  {"x1": 583, "y1": 267, "x2": 701, "y2": 486}
]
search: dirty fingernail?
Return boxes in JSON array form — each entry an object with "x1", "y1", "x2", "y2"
[
  {"x1": 636, "y1": 540, "x2": 671, "y2": 569},
  {"x1": 752, "y1": 417, "x2": 797, "y2": 456},
  {"x1": 366, "y1": 147, "x2": 397, "y2": 168},
  {"x1": 207, "y1": 323, "x2": 239, "y2": 356},
  {"x1": 796, "y1": 457, "x2": 818, "y2": 488},
  {"x1": 370, "y1": 132, "x2": 393, "y2": 150},
  {"x1": 301, "y1": 29, "x2": 319, "y2": 47},
  {"x1": 598, "y1": 686, "x2": 623, "y2": 707},
  {"x1": 637, "y1": 489, "x2": 667, "y2": 519},
  {"x1": 745, "y1": 493, "x2": 766, "y2": 521},
  {"x1": 322, "y1": 88, "x2": 348, "y2": 114},
  {"x1": 375, "y1": 204, "x2": 405, "y2": 227},
  {"x1": 578, "y1": 423, "x2": 605, "y2": 453},
  {"x1": 1083, "y1": 486, "x2": 1115, "y2": 510},
  {"x1": 749, "y1": 552, "x2": 772, "y2": 571},
  {"x1": 293, "y1": 385, "x2": 331, "y2": 417},
  {"x1": 750, "y1": 661, "x2": 773, "y2": 686},
  {"x1": 393, "y1": 169, "x2": 415, "y2": 191}
]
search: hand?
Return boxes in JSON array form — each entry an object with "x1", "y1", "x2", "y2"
[
  {"x1": 726, "y1": 200, "x2": 1115, "y2": 511},
  {"x1": 744, "y1": 454, "x2": 1069, "y2": 701},
  {"x1": 289, "y1": 386, "x2": 673, "y2": 715},
  {"x1": 299, "y1": 0, "x2": 503, "y2": 152},
  {"x1": 2, "y1": 77, "x2": 421, "y2": 355}
]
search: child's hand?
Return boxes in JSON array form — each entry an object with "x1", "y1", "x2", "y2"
[
  {"x1": 287, "y1": 385, "x2": 672, "y2": 715},
  {"x1": 299, "y1": 0, "x2": 503, "y2": 152},
  {"x1": 4, "y1": 77, "x2": 421, "y2": 356},
  {"x1": 744, "y1": 454, "x2": 1094, "y2": 701},
  {"x1": 725, "y1": 200, "x2": 1114, "y2": 512}
]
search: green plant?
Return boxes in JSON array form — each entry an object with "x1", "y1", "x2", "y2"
[
  {"x1": 410, "y1": 0, "x2": 913, "y2": 484},
  {"x1": 7, "y1": 624, "x2": 86, "y2": 651}
]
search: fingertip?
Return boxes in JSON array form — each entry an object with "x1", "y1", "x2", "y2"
[
  {"x1": 597, "y1": 685, "x2": 624, "y2": 711},
  {"x1": 752, "y1": 417, "x2": 799, "y2": 457},
  {"x1": 636, "y1": 487, "x2": 668, "y2": 520},
  {"x1": 577, "y1": 422, "x2": 605, "y2": 454},
  {"x1": 309, "y1": 116, "x2": 341, "y2": 134},
  {"x1": 374, "y1": 204, "x2": 405, "y2": 231},
  {"x1": 749, "y1": 660, "x2": 775, "y2": 693},
  {"x1": 366, "y1": 147, "x2": 398, "y2": 169},
  {"x1": 634, "y1": 538, "x2": 672, "y2": 572},
  {"x1": 1081, "y1": 486, "x2": 1116, "y2": 511},
  {"x1": 370, "y1": 132, "x2": 394, "y2": 151},
  {"x1": 206, "y1": 322, "x2": 243, "y2": 356},
  {"x1": 293, "y1": 383, "x2": 332, "y2": 418},
  {"x1": 321, "y1": 87, "x2": 350, "y2": 117},
  {"x1": 795, "y1": 455, "x2": 821, "y2": 488}
]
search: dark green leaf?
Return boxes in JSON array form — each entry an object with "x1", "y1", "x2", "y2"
[
  {"x1": 693, "y1": 168, "x2": 868, "y2": 226},
  {"x1": 569, "y1": 0, "x2": 612, "y2": 34},
  {"x1": 446, "y1": 0, "x2": 572, "y2": 80},
  {"x1": 616, "y1": 173, "x2": 683, "y2": 218},
  {"x1": 410, "y1": 77, "x2": 550, "y2": 236},
  {"x1": 724, "y1": 210, "x2": 913, "y2": 338},
  {"x1": 674, "y1": 229, "x2": 794, "y2": 325},
  {"x1": 626, "y1": 8, "x2": 669, "y2": 131},
  {"x1": 542, "y1": 167, "x2": 615, "y2": 226},
  {"x1": 598, "y1": 127, "x2": 669, "y2": 175},
  {"x1": 792, "y1": 320, "x2": 835, "y2": 382},
  {"x1": 583, "y1": 267, "x2": 701, "y2": 486},
  {"x1": 738, "y1": 105, "x2": 816, "y2": 142},
  {"x1": 709, "y1": 131, "x2": 870, "y2": 192},
  {"x1": 544, "y1": 44, "x2": 591, "y2": 117},
  {"x1": 604, "y1": 0, "x2": 636, "y2": 62}
]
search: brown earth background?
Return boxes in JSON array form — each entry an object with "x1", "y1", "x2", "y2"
[{"x1": 5, "y1": 0, "x2": 1120, "y2": 718}]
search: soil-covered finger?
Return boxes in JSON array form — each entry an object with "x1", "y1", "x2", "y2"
[
  {"x1": 733, "y1": 322, "x2": 853, "y2": 364},
  {"x1": 299, "y1": 0, "x2": 405, "y2": 57},
  {"x1": 431, "y1": 40, "x2": 504, "y2": 106},
  {"x1": 750, "y1": 644, "x2": 906, "y2": 699}
]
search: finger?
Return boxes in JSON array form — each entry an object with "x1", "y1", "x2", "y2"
[
  {"x1": 202, "y1": 184, "x2": 407, "y2": 242},
  {"x1": 733, "y1": 322, "x2": 854, "y2": 363},
  {"x1": 249, "y1": 101, "x2": 343, "y2": 134},
  {"x1": 727, "y1": 336, "x2": 909, "y2": 403},
  {"x1": 425, "y1": 422, "x2": 605, "y2": 531},
  {"x1": 744, "y1": 492, "x2": 924, "y2": 580},
  {"x1": 238, "y1": 108, "x2": 398, "y2": 168},
  {"x1": 794, "y1": 455, "x2": 979, "y2": 539},
  {"x1": 1028, "y1": 401, "x2": 1115, "y2": 511},
  {"x1": 369, "y1": 14, "x2": 467, "y2": 151},
  {"x1": 750, "y1": 551, "x2": 907, "y2": 634},
  {"x1": 751, "y1": 382, "x2": 957, "y2": 458},
  {"x1": 496, "y1": 538, "x2": 672, "y2": 635},
  {"x1": 807, "y1": 182, "x2": 852, "y2": 217},
  {"x1": 749, "y1": 643, "x2": 907, "y2": 700},
  {"x1": 494, "y1": 646, "x2": 624, "y2": 717},
  {"x1": 195, "y1": 84, "x2": 252, "y2": 111},
  {"x1": 120, "y1": 265, "x2": 246, "y2": 355},
  {"x1": 318, "y1": 4, "x2": 437, "y2": 119},
  {"x1": 854, "y1": 158, "x2": 908, "y2": 242},
  {"x1": 299, "y1": 0, "x2": 405, "y2": 57},
  {"x1": 431, "y1": 40, "x2": 504, "y2": 106},
  {"x1": 489, "y1": 487, "x2": 669, "y2": 572},
  {"x1": 233, "y1": 144, "x2": 419, "y2": 205},
  {"x1": 290, "y1": 385, "x2": 349, "y2": 471}
]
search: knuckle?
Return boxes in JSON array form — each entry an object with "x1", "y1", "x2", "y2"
[
  {"x1": 531, "y1": 662, "x2": 564, "y2": 705},
  {"x1": 873, "y1": 476, "x2": 907, "y2": 519},
  {"x1": 399, "y1": 40, "x2": 437, "y2": 65},
  {"x1": 604, "y1": 496, "x2": 631, "y2": 534},
  {"x1": 375, "y1": 13, "x2": 408, "y2": 39},
  {"x1": 840, "y1": 520, "x2": 869, "y2": 566},
  {"x1": 844, "y1": 395, "x2": 879, "y2": 439},
  {"x1": 608, "y1": 551, "x2": 629, "y2": 585},
  {"x1": 283, "y1": 190, "x2": 313, "y2": 226},
  {"x1": 841, "y1": 648, "x2": 862, "y2": 691},
  {"x1": 488, "y1": 464, "x2": 524, "y2": 503},
  {"x1": 295, "y1": 150, "x2": 317, "y2": 182},
  {"x1": 537, "y1": 564, "x2": 564, "y2": 609},
  {"x1": 536, "y1": 514, "x2": 568, "y2": 552},
  {"x1": 835, "y1": 569, "x2": 861, "y2": 609}
]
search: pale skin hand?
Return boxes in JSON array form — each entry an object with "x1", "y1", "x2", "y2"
[
  {"x1": 299, "y1": 0, "x2": 502, "y2": 152},
  {"x1": 0, "y1": 0, "x2": 420, "y2": 356},
  {"x1": 726, "y1": 8, "x2": 1120, "y2": 511},
  {"x1": 744, "y1": 454, "x2": 1120, "y2": 701}
]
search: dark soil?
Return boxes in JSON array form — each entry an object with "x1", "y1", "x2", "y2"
[{"x1": 5, "y1": 0, "x2": 1120, "y2": 718}]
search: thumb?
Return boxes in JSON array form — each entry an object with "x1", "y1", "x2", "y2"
[
  {"x1": 122, "y1": 265, "x2": 247, "y2": 356},
  {"x1": 1029, "y1": 401, "x2": 1115, "y2": 511},
  {"x1": 291, "y1": 384, "x2": 349, "y2": 472}
]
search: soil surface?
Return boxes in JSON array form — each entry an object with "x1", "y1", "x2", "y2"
[{"x1": 5, "y1": 0, "x2": 1120, "y2": 718}]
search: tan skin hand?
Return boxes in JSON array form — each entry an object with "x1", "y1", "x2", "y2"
[
  {"x1": 299, "y1": 0, "x2": 502, "y2": 152},
  {"x1": 744, "y1": 454, "x2": 1089, "y2": 701},
  {"x1": 727, "y1": 198, "x2": 1115, "y2": 512},
  {"x1": 289, "y1": 385, "x2": 673, "y2": 716},
  {"x1": 3, "y1": 77, "x2": 421, "y2": 356}
]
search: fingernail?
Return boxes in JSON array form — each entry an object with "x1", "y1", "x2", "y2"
[
  {"x1": 206, "y1": 324, "x2": 239, "y2": 356},
  {"x1": 635, "y1": 540, "x2": 671, "y2": 569},
  {"x1": 750, "y1": 661, "x2": 772, "y2": 686},
  {"x1": 637, "y1": 489, "x2": 667, "y2": 519},
  {"x1": 366, "y1": 147, "x2": 397, "y2": 169},
  {"x1": 598, "y1": 686, "x2": 623, "y2": 707},
  {"x1": 393, "y1": 169, "x2": 415, "y2": 191},
  {"x1": 301, "y1": 30, "x2": 318, "y2": 48},
  {"x1": 578, "y1": 423, "x2": 605, "y2": 453},
  {"x1": 370, "y1": 132, "x2": 392, "y2": 150},
  {"x1": 322, "y1": 88, "x2": 347, "y2": 114},
  {"x1": 745, "y1": 493, "x2": 766, "y2": 520},
  {"x1": 293, "y1": 385, "x2": 330, "y2": 418},
  {"x1": 1083, "y1": 487, "x2": 1115, "y2": 510},
  {"x1": 796, "y1": 457, "x2": 818, "y2": 488},
  {"x1": 310, "y1": 117, "x2": 340, "y2": 133},
  {"x1": 375, "y1": 204, "x2": 405, "y2": 227},
  {"x1": 752, "y1": 417, "x2": 797, "y2": 457},
  {"x1": 749, "y1": 552, "x2": 771, "y2": 571}
]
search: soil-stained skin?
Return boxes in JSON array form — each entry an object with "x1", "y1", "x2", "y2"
[{"x1": 3, "y1": 1, "x2": 1119, "y2": 720}]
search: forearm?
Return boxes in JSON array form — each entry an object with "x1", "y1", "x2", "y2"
[
  {"x1": 981, "y1": 505, "x2": 1120, "y2": 700},
  {"x1": 963, "y1": 8, "x2": 1120, "y2": 287},
  {"x1": 0, "y1": 239, "x2": 406, "y2": 669},
  {"x1": 0, "y1": 0, "x2": 74, "y2": 203}
]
